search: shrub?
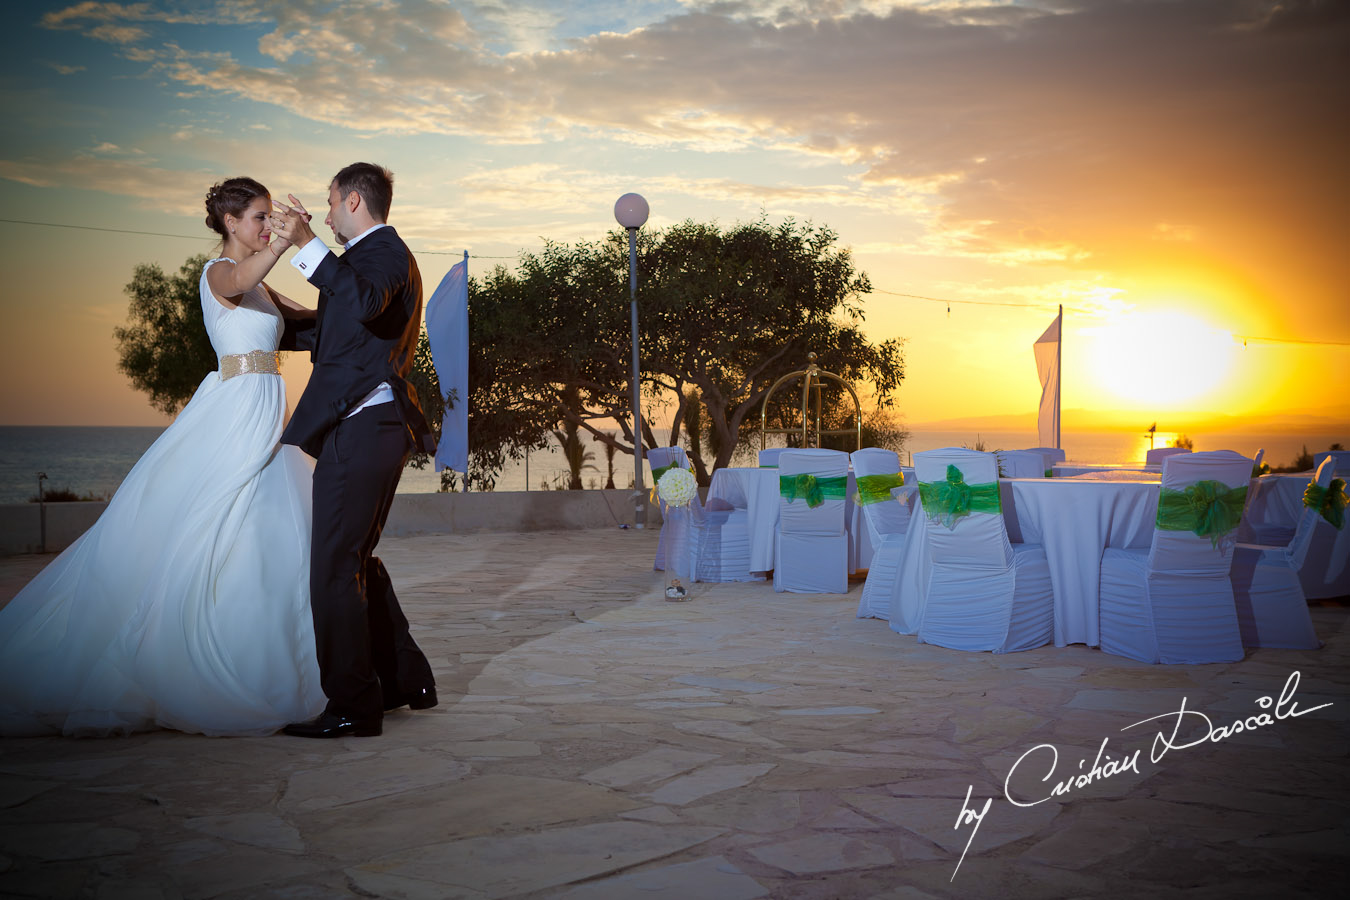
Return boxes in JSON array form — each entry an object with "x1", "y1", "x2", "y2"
[{"x1": 30, "y1": 487, "x2": 107, "y2": 503}]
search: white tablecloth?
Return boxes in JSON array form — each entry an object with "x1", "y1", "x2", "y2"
[
  {"x1": 1052, "y1": 463, "x2": 1160, "y2": 478},
  {"x1": 886, "y1": 509, "x2": 931, "y2": 635},
  {"x1": 888, "y1": 478, "x2": 1160, "y2": 646},
  {"x1": 1006, "y1": 479, "x2": 1159, "y2": 647},
  {"x1": 707, "y1": 468, "x2": 781, "y2": 573}
]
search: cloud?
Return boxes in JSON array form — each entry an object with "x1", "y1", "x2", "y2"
[
  {"x1": 87, "y1": 22, "x2": 148, "y2": 42},
  {"x1": 40, "y1": 1, "x2": 262, "y2": 28},
  {"x1": 46, "y1": 62, "x2": 86, "y2": 74},
  {"x1": 0, "y1": 154, "x2": 215, "y2": 217},
  {"x1": 19, "y1": 1, "x2": 1350, "y2": 314},
  {"x1": 88, "y1": 141, "x2": 145, "y2": 155},
  {"x1": 40, "y1": 3, "x2": 154, "y2": 29}
]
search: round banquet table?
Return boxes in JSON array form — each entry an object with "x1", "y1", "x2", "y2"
[
  {"x1": 1003, "y1": 477, "x2": 1160, "y2": 647},
  {"x1": 888, "y1": 476, "x2": 1161, "y2": 647}
]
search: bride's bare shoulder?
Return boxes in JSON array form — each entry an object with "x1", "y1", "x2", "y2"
[{"x1": 204, "y1": 258, "x2": 241, "y2": 309}]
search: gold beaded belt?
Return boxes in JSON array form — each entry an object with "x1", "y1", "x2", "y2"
[{"x1": 219, "y1": 350, "x2": 282, "y2": 380}]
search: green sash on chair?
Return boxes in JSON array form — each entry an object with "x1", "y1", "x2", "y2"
[
  {"x1": 779, "y1": 473, "x2": 848, "y2": 509},
  {"x1": 855, "y1": 473, "x2": 905, "y2": 506},
  {"x1": 1303, "y1": 477, "x2": 1347, "y2": 530},
  {"x1": 917, "y1": 464, "x2": 1001, "y2": 530},
  {"x1": 1155, "y1": 479, "x2": 1247, "y2": 547},
  {"x1": 650, "y1": 462, "x2": 681, "y2": 484}
]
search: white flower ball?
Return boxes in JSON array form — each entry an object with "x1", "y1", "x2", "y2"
[{"x1": 657, "y1": 467, "x2": 697, "y2": 507}]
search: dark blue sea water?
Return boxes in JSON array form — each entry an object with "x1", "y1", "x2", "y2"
[{"x1": 1, "y1": 425, "x2": 1341, "y2": 504}]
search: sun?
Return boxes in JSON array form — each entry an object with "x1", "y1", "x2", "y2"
[{"x1": 1082, "y1": 309, "x2": 1237, "y2": 410}]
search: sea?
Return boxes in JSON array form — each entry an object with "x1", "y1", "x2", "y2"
[{"x1": 2, "y1": 425, "x2": 1344, "y2": 505}]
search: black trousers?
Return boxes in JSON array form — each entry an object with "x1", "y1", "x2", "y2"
[{"x1": 309, "y1": 404, "x2": 434, "y2": 720}]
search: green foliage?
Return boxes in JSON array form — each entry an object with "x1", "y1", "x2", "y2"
[
  {"x1": 408, "y1": 216, "x2": 904, "y2": 488},
  {"x1": 644, "y1": 219, "x2": 902, "y2": 484},
  {"x1": 1268, "y1": 443, "x2": 1342, "y2": 474},
  {"x1": 30, "y1": 487, "x2": 107, "y2": 502},
  {"x1": 114, "y1": 254, "x2": 217, "y2": 416},
  {"x1": 853, "y1": 406, "x2": 911, "y2": 454},
  {"x1": 963, "y1": 435, "x2": 995, "y2": 453},
  {"x1": 1172, "y1": 433, "x2": 1195, "y2": 450},
  {"x1": 1291, "y1": 444, "x2": 1314, "y2": 471},
  {"x1": 599, "y1": 432, "x2": 618, "y2": 489},
  {"x1": 762, "y1": 384, "x2": 910, "y2": 455},
  {"x1": 552, "y1": 387, "x2": 598, "y2": 490}
]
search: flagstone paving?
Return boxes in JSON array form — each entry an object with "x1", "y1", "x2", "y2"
[{"x1": 0, "y1": 528, "x2": 1346, "y2": 899}]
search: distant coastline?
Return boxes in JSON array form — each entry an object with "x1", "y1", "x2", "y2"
[
  {"x1": 3, "y1": 424, "x2": 1343, "y2": 505},
  {"x1": 908, "y1": 409, "x2": 1350, "y2": 435}
]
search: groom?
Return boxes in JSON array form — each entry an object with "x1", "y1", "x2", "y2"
[{"x1": 271, "y1": 162, "x2": 438, "y2": 738}]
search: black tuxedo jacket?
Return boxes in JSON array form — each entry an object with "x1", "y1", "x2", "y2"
[{"x1": 280, "y1": 226, "x2": 436, "y2": 459}]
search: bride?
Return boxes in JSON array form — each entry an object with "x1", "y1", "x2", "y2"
[{"x1": 0, "y1": 177, "x2": 327, "y2": 737}]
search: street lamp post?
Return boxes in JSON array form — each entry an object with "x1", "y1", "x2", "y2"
[{"x1": 614, "y1": 192, "x2": 649, "y2": 529}]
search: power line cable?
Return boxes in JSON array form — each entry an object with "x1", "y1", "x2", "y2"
[
  {"x1": 0, "y1": 217, "x2": 514, "y2": 257},
  {"x1": 2, "y1": 216, "x2": 1345, "y2": 346}
]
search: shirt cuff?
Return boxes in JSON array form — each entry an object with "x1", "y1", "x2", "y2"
[{"x1": 290, "y1": 236, "x2": 330, "y2": 278}]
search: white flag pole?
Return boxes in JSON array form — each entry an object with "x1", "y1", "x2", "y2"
[
  {"x1": 461, "y1": 250, "x2": 469, "y2": 492},
  {"x1": 1056, "y1": 304, "x2": 1062, "y2": 451}
]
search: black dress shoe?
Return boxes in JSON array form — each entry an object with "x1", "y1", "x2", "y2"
[
  {"x1": 407, "y1": 686, "x2": 438, "y2": 710},
  {"x1": 282, "y1": 712, "x2": 382, "y2": 738},
  {"x1": 385, "y1": 686, "x2": 438, "y2": 711}
]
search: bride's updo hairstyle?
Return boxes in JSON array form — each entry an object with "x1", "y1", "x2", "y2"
[{"x1": 204, "y1": 177, "x2": 270, "y2": 238}]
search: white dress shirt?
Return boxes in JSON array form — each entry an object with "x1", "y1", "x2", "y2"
[{"x1": 291, "y1": 224, "x2": 394, "y2": 418}]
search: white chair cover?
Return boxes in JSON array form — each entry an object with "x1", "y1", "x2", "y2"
[
  {"x1": 1312, "y1": 450, "x2": 1350, "y2": 473},
  {"x1": 1237, "y1": 449, "x2": 1283, "y2": 544},
  {"x1": 1023, "y1": 447, "x2": 1066, "y2": 472},
  {"x1": 668, "y1": 499, "x2": 759, "y2": 585},
  {"x1": 773, "y1": 449, "x2": 849, "y2": 593},
  {"x1": 912, "y1": 449, "x2": 1053, "y2": 653},
  {"x1": 647, "y1": 445, "x2": 688, "y2": 477},
  {"x1": 851, "y1": 448, "x2": 912, "y2": 619},
  {"x1": 651, "y1": 448, "x2": 758, "y2": 584},
  {"x1": 649, "y1": 446, "x2": 690, "y2": 572},
  {"x1": 1145, "y1": 446, "x2": 1191, "y2": 466},
  {"x1": 758, "y1": 447, "x2": 786, "y2": 467},
  {"x1": 1098, "y1": 450, "x2": 1251, "y2": 664},
  {"x1": 1230, "y1": 457, "x2": 1332, "y2": 650},
  {"x1": 1302, "y1": 514, "x2": 1350, "y2": 600},
  {"x1": 997, "y1": 450, "x2": 1048, "y2": 478}
]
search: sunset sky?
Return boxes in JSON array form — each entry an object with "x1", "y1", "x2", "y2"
[{"x1": 1, "y1": 0, "x2": 1346, "y2": 436}]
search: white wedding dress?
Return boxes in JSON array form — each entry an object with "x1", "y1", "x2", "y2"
[{"x1": 0, "y1": 259, "x2": 326, "y2": 737}]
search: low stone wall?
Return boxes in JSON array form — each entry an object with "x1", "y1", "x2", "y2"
[
  {"x1": 0, "y1": 490, "x2": 664, "y2": 557},
  {"x1": 381, "y1": 489, "x2": 662, "y2": 538},
  {"x1": 0, "y1": 501, "x2": 109, "y2": 556}
]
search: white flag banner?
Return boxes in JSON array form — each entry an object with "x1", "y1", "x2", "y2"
[
  {"x1": 426, "y1": 255, "x2": 469, "y2": 473},
  {"x1": 1034, "y1": 312, "x2": 1061, "y2": 449}
]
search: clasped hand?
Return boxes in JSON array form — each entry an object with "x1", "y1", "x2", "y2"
[{"x1": 269, "y1": 194, "x2": 315, "y2": 253}]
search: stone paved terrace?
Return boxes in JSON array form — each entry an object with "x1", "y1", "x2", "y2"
[{"x1": 0, "y1": 529, "x2": 1346, "y2": 899}]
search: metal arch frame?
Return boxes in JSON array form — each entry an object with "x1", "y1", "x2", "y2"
[{"x1": 758, "y1": 352, "x2": 863, "y2": 452}]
